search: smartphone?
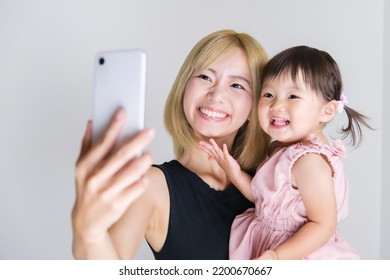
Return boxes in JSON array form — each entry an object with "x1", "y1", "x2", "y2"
[{"x1": 92, "y1": 49, "x2": 146, "y2": 151}]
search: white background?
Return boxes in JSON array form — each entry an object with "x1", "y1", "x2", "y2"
[{"x1": 0, "y1": 0, "x2": 388, "y2": 259}]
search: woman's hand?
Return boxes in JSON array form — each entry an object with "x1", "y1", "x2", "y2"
[{"x1": 72, "y1": 109, "x2": 154, "y2": 253}]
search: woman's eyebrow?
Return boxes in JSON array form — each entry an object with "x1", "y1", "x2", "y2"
[
  {"x1": 207, "y1": 67, "x2": 251, "y2": 85},
  {"x1": 231, "y1": 75, "x2": 251, "y2": 85}
]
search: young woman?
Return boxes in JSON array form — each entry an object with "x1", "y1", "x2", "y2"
[{"x1": 72, "y1": 29, "x2": 270, "y2": 259}]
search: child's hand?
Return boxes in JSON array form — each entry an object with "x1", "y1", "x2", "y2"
[
  {"x1": 199, "y1": 138, "x2": 255, "y2": 202},
  {"x1": 198, "y1": 139, "x2": 242, "y2": 178},
  {"x1": 254, "y1": 250, "x2": 279, "y2": 260}
]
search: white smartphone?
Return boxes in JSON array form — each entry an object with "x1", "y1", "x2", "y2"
[{"x1": 92, "y1": 49, "x2": 146, "y2": 151}]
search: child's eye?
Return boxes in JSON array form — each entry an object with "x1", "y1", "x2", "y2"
[
  {"x1": 262, "y1": 92, "x2": 273, "y2": 98},
  {"x1": 231, "y1": 83, "x2": 245, "y2": 90},
  {"x1": 197, "y1": 74, "x2": 212, "y2": 82},
  {"x1": 288, "y1": 94, "x2": 300, "y2": 99}
]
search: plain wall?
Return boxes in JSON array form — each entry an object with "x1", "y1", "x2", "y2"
[
  {"x1": 381, "y1": 0, "x2": 390, "y2": 260},
  {"x1": 0, "y1": 0, "x2": 386, "y2": 259}
]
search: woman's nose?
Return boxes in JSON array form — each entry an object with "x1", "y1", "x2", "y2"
[{"x1": 207, "y1": 84, "x2": 226, "y2": 103}]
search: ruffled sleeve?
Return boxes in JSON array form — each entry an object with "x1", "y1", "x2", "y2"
[{"x1": 280, "y1": 135, "x2": 350, "y2": 221}]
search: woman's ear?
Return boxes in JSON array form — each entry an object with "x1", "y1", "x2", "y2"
[{"x1": 321, "y1": 100, "x2": 339, "y2": 123}]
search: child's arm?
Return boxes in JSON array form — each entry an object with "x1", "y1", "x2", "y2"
[
  {"x1": 199, "y1": 139, "x2": 254, "y2": 202},
  {"x1": 258, "y1": 153, "x2": 337, "y2": 260}
]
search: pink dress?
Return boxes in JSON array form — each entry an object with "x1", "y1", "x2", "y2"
[{"x1": 229, "y1": 136, "x2": 360, "y2": 259}]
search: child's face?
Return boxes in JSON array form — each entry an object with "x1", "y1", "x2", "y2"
[
  {"x1": 258, "y1": 71, "x2": 328, "y2": 144},
  {"x1": 183, "y1": 48, "x2": 253, "y2": 146}
]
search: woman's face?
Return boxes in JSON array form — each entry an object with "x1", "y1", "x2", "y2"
[{"x1": 183, "y1": 48, "x2": 253, "y2": 146}]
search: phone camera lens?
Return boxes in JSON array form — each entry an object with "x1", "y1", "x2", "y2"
[{"x1": 99, "y1": 57, "x2": 105, "y2": 65}]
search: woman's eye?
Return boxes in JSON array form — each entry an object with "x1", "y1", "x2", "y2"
[
  {"x1": 197, "y1": 74, "x2": 211, "y2": 81},
  {"x1": 231, "y1": 83, "x2": 245, "y2": 90}
]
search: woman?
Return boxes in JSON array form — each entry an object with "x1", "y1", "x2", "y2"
[{"x1": 72, "y1": 29, "x2": 270, "y2": 259}]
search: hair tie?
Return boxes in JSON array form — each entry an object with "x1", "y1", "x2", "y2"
[{"x1": 337, "y1": 92, "x2": 348, "y2": 113}]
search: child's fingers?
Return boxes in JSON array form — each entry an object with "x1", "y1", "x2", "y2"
[
  {"x1": 198, "y1": 141, "x2": 216, "y2": 158},
  {"x1": 222, "y1": 144, "x2": 231, "y2": 158},
  {"x1": 209, "y1": 139, "x2": 225, "y2": 159}
]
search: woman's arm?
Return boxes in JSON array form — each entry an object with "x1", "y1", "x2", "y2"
[
  {"x1": 109, "y1": 166, "x2": 170, "y2": 259},
  {"x1": 259, "y1": 153, "x2": 337, "y2": 260},
  {"x1": 72, "y1": 109, "x2": 156, "y2": 259}
]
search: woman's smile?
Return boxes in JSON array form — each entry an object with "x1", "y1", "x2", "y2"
[{"x1": 199, "y1": 106, "x2": 229, "y2": 120}]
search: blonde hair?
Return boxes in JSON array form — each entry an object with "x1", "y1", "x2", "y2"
[{"x1": 164, "y1": 30, "x2": 270, "y2": 173}]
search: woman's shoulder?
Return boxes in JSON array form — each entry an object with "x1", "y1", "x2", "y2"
[
  {"x1": 152, "y1": 159, "x2": 183, "y2": 172},
  {"x1": 146, "y1": 164, "x2": 170, "y2": 195}
]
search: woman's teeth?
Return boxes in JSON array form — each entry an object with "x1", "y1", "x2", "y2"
[{"x1": 200, "y1": 108, "x2": 227, "y2": 119}]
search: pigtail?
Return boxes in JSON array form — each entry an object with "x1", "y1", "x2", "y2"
[{"x1": 340, "y1": 105, "x2": 373, "y2": 147}]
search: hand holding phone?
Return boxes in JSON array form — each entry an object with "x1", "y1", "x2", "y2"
[{"x1": 92, "y1": 49, "x2": 146, "y2": 151}]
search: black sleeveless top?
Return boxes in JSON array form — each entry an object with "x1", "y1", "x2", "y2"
[{"x1": 149, "y1": 160, "x2": 254, "y2": 260}]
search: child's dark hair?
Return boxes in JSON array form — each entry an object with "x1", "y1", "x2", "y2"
[{"x1": 261, "y1": 45, "x2": 372, "y2": 147}]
